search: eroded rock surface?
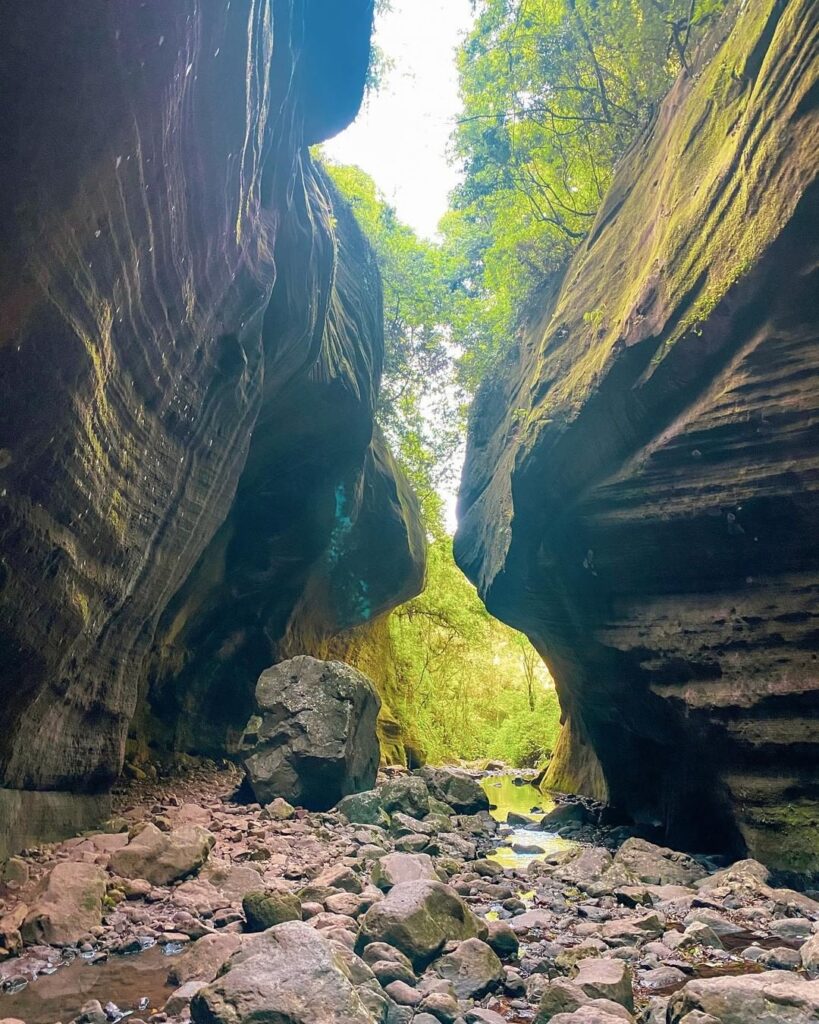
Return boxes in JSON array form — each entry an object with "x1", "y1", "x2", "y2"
[{"x1": 455, "y1": 0, "x2": 819, "y2": 870}]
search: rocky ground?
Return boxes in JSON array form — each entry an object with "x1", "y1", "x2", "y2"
[{"x1": 1, "y1": 763, "x2": 818, "y2": 1024}]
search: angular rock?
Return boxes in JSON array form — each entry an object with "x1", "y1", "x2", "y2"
[
  {"x1": 242, "y1": 890, "x2": 302, "y2": 931},
  {"x1": 357, "y1": 880, "x2": 486, "y2": 968},
  {"x1": 607, "y1": 839, "x2": 706, "y2": 887},
  {"x1": 110, "y1": 823, "x2": 214, "y2": 886},
  {"x1": 668, "y1": 971, "x2": 819, "y2": 1023},
  {"x1": 801, "y1": 933, "x2": 819, "y2": 973},
  {"x1": 433, "y1": 937, "x2": 503, "y2": 999},
  {"x1": 21, "y1": 862, "x2": 107, "y2": 946},
  {"x1": 191, "y1": 920, "x2": 386, "y2": 1024},
  {"x1": 380, "y1": 776, "x2": 431, "y2": 819},
  {"x1": 486, "y1": 919, "x2": 520, "y2": 957},
  {"x1": 242, "y1": 657, "x2": 381, "y2": 810},
  {"x1": 418, "y1": 768, "x2": 489, "y2": 814},
  {"x1": 338, "y1": 791, "x2": 391, "y2": 828},
  {"x1": 167, "y1": 932, "x2": 244, "y2": 986},
  {"x1": 572, "y1": 958, "x2": 634, "y2": 1011},
  {"x1": 371, "y1": 853, "x2": 438, "y2": 892}
]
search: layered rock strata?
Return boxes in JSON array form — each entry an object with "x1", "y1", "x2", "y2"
[
  {"x1": 456, "y1": 0, "x2": 819, "y2": 871},
  {"x1": 0, "y1": 0, "x2": 423, "y2": 853}
]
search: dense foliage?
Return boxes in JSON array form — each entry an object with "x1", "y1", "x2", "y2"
[
  {"x1": 388, "y1": 539, "x2": 561, "y2": 766},
  {"x1": 321, "y1": 1, "x2": 729, "y2": 767},
  {"x1": 446, "y1": 0, "x2": 728, "y2": 388},
  {"x1": 324, "y1": 162, "x2": 462, "y2": 536}
]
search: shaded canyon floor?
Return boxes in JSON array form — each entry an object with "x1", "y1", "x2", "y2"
[{"x1": 1, "y1": 764, "x2": 818, "y2": 1024}]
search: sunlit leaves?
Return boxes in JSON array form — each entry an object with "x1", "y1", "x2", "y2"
[{"x1": 447, "y1": 0, "x2": 728, "y2": 389}]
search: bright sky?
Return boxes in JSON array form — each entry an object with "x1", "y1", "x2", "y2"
[
  {"x1": 326, "y1": 1, "x2": 475, "y2": 532},
  {"x1": 325, "y1": 0, "x2": 474, "y2": 241}
]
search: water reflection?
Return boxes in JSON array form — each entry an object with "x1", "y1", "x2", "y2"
[{"x1": 481, "y1": 773, "x2": 577, "y2": 868}]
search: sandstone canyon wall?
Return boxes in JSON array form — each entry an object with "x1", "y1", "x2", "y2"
[
  {"x1": 0, "y1": 0, "x2": 424, "y2": 855},
  {"x1": 456, "y1": 0, "x2": 819, "y2": 873}
]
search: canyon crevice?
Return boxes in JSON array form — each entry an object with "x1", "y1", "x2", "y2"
[
  {"x1": 456, "y1": 0, "x2": 819, "y2": 873},
  {"x1": 0, "y1": 0, "x2": 424, "y2": 856}
]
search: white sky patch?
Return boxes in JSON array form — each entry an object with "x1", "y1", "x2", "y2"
[
  {"x1": 325, "y1": 1, "x2": 475, "y2": 533},
  {"x1": 325, "y1": 0, "x2": 473, "y2": 241}
]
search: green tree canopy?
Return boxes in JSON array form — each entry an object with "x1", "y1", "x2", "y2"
[{"x1": 446, "y1": 0, "x2": 728, "y2": 389}]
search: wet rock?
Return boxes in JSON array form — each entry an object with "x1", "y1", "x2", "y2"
[
  {"x1": 242, "y1": 890, "x2": 302, "y2": 930},
  {"x1": 242, "y1": 657, "x2": 381, "y2": 810},
  {"x1": 418, "y1": 768, "x2": 489, "y2": 814},
  {"x1": 110, "y1": 823, "x2": 214, "y2": 885},
  {"x1": 357, "y1": 879, "x2": 486, "y2": 968},
  {"x1": 167, "y1": 932, "x2": 244, "y2": 985},
  {"x1": 338, "y1": 791, "x2": 391, "y2": 828},
  {"x1": 371, "y1": 853, "x2": 439, "y2": 891},
  {"x1": 71, "y1": 1001, "x2": 108, "y2": 1024},
  {"x1": 21, "y1": 862, "x2": 107, "y2": 945},
  {"x1": 380, "y1": 777, "x2": 431, "y2": 819},
  {"x1": 191, "y1": 920, "x2": 385, "y2": 1024},
  {"x1": 668, "y1": 971, "x2": 819, "y2": 1023},
  {"x1": 572, "y1": 958, "x2": 633, "y2": 1011},
  {"x1": 433, "y1": 937, "x2": 503, "y2": 999},
  {"x1": 166, "y1": 980, "x2": 208, "y2": 1015}
]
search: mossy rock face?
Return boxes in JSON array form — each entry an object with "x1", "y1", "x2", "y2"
[
  {"x1": 242, "y1": 890, "x2": 302, "y2": 932},
  {"x1": 0, "y1": 1, "x2": 425, "y2": 850},
  {"x1": 336, "y1": 790, "x2": 390, "y2": 828},
  {"x1": 455, "y1": 0, "x2": 819, "y2": 873}
]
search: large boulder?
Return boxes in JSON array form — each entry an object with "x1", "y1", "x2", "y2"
[
  {"x1": 242, "y1": 657, "x2": 381, "y2": 810},
  {"x1": 667, "y1": 972, "x2": 819, "y2": 1023},
  {"x1": 110, "y1": 823, "x2": 214, "y2": 886},
  {"x1": 434, "y1": 937, "x2": 503, "y2": 999},
  {"x1": 357, "y1": 880, "x2": 487, "y2": 968},
  {"x1": 453, "y1": 0, "x2": 819, "y2": 869},
  {"x1": 191, "y1": 920, "x2": 388, "y2": 1024},
  {"x1": 604, "y1": 838, "x2": 706, "y2": 887},
  {"x1": 371, "y1": 853, "x2": 439, "y2": 891},
  {"x1": 419, "y1": 767, "x2": 490, "y2": 814},
  {"x1": 21, "y1": 862, "x2": 107, "y2": 945}
]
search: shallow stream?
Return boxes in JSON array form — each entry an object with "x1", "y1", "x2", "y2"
[
  {"x1": 0, "y1": 945, "x2": 175, "y2": 1024},
  {"x1": 481, "y1": 773, "x2": 577, "y2": 868}
]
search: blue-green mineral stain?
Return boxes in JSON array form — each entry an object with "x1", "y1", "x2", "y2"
[{"x1": 327, "y1": 481, "x2": 372, "y2": 622}]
